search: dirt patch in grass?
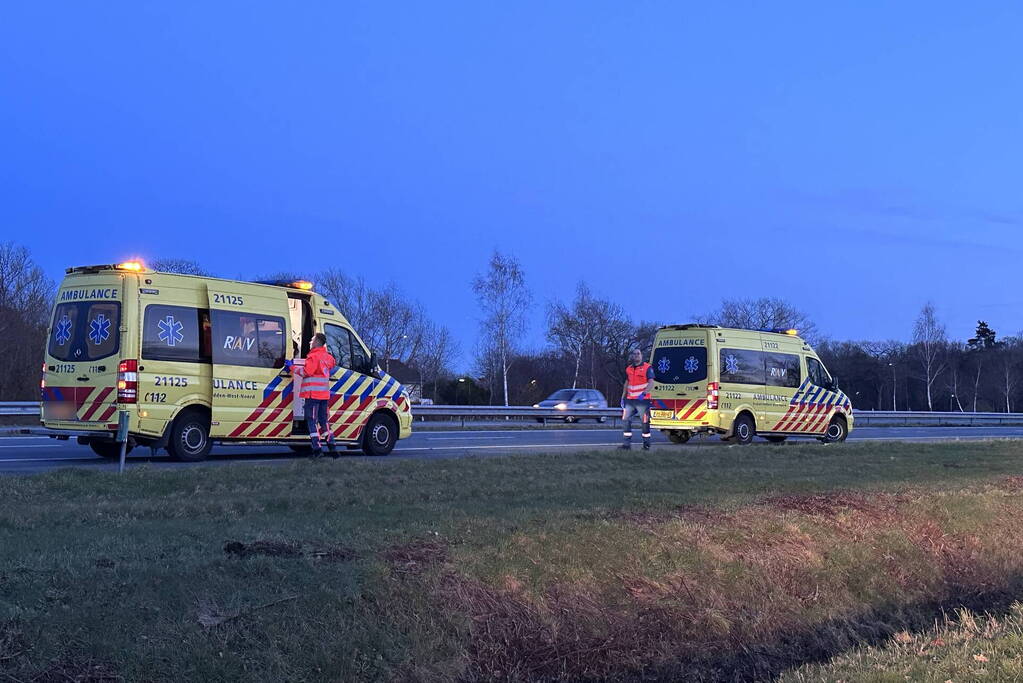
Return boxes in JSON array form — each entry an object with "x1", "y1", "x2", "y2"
[
  {"x1": 223, "y1": 539, "x2": 302, "y2": 558},
  {"x1": 382, "y1": 538, "x2": 449, "y2": 575},
  {"x1": 762, "y1": 489, "x2": 904, "y2": 517}
]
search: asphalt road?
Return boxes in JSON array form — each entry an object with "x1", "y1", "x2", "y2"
[{"x1": 2, "y1": 426, "x2": 1023, "y2": 475}]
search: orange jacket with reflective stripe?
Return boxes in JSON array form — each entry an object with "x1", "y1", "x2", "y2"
[
  {"x1": 296, "y1": 346, "x2": 336, "y2": 400},
  {"x1": 625, "y1": 362, "x2": 653, "y2": 399}
]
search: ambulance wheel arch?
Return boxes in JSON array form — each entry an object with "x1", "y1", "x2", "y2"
[
  {"x1": 362, "y1": 410, "x2": 398, "y2": 456},
  {"x1": 166, "y1": 405, "x2": 213, "y2": 461}
]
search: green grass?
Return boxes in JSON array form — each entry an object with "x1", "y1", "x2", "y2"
[{"x1": 3, "y1": 440, "x2": 1023, "y2": 681}]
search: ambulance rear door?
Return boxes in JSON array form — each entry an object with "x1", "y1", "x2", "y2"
[
  {"x1": 207, "y1": 283, "x2": 292, "y2": 440},
  {"x1": 649, "y1": 328, "x2": 711, "y2": 422},
  {"x1": 43, "y1": 274, "x2": 127, "y2": 428}
]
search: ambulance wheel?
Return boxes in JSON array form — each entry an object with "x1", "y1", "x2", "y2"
[
  {"x1": 730, "y1": 414, "x2": 756, "y2": 445},
  {"x1": 89, "y1": 440, "x2": 131, "y2": 459},
  {"x1": 818, "y1": 416, "x2": 849, "y2": 444},
  {"x1": 667, "y1": 430, "x2": 691, "y2": 444},
  {"x1": 166, "y1": 408, "x2": 212, "y2": 462},
  {"x1": 765, "y1": 435, "x2": 788, "y2": 444},
  {"x1": 362, "y1": 412, "x2": 398, "y2": 456}
]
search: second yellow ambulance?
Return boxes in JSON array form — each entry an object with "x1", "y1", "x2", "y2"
[{"x1": 648, "y1": 324, "x2": 853, "y2": 445}]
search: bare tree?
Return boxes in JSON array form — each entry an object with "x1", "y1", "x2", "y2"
[
  {"x1": 997, "y1": 337, "x2": 1022, "y2": 413},
  {"x1": 316, "y1": 269, "x2": 372, "y2": 331},
  {"x1": 416, "y1": 322, "x2": 459, "y2": 401},
  {"x1": 945, "y1": 341, "x2": 966, "y2": 412},
  {"x1": 699, "y1": 297, "x2": 818, "y2": 343},
  {"x1": 546, "y1": 284, "x2": 591, "y2": 389},
  {"x1": 472, "y1": 251, "x2": 531, "y2": 406},
  {"x1": 911, "y1": 303, "x2": 948, "y2": 411},
  {"x1": 150, "y1": 258, "x2": 211, "y2": 276},
  {"x1": 0, "y1": 242, "x2": 54, "y2": 400}
]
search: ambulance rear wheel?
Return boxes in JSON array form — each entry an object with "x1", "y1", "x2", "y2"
[
  {"x1": 362, "y1": 412, "x2": 398, "y2": 456},
  {"x1": 166, "y1": 409, "x2": 212, "y2": 462},
  {"x1": 667, "y1": 430, "x2": 691, "y2": 444},
  {"x1": 89, "y1": 440, "x2": 132, "y2": 459},
  {"x1": 730, "y1": 414, "x2": 756, "y2": 445}
]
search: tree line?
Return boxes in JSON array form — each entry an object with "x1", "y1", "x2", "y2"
[{"x1": 2, "y1": 241, "x2": 1020, "y2": 413}]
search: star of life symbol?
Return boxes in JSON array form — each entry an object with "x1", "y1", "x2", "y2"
[
  {"x1": 55, "y1": 314, "x2": 73, "y2": 346},
  {"x1": 157, "y1": 315, "x2": 184, "y2": 347},
  {"x1": 725, "y1": 353, "x2": 740, "y2": 374},
  {"x1": 657, "y1": 356, "x2": 671, "y2": 374},
  {"x1": 684, "y1": 356, "x2": 699, "y2": 373},
  {"x1": 89, "y1": 313, "x2": 111, "y2": 345}
]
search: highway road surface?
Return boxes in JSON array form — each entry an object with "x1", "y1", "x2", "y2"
[{"x1": 2, "y1": 426, "x2": 1023, "y2": 475}]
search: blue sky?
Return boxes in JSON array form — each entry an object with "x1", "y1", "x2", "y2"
[{"x1": 3, "y1": 2, "x2": 1021, "y2": 367}]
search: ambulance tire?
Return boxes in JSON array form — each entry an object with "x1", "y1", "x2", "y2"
[
  {"x1": 667, "y1": 430, "x2": 691, "y2": 444},
  {"x1": 730, "y1": 414, "x2": 756, "y2": 445},
  {"x1": 818, "y1": 416, "x2": 849, "y2": 444},
  {"x1": 362, "y1": 412, "x2": 398, "y2": 456},
  {"x1": 166, "y1": 408, "x2": 212, "y2": 462},
  {"x1": 89, "y1": 439, "x2": 132, "y2": 459}
]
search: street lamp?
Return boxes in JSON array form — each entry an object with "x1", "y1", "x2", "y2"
[
  {"x1": 888, "y1": 363, "x2": 896, "y2": 411},
  {"x1": 457, "y1": 377, "x2": 466, "y2": 405}
]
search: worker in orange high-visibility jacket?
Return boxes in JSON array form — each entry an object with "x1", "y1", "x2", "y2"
[
  {"x1": 620, "y1": 348, "x2": 654, "y2": 451},
  {"x1": 286, "y1": 332, "x2": 337, "y2": 459}
]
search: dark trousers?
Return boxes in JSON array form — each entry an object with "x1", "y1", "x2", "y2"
[
  {"x1": 622, "y1": 399, "x2": 651, "y2": 446},
  {"x1": 304, "y1": 398, "x2": 335, "y2": 451}
]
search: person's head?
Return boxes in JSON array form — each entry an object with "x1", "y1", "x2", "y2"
[
  {"x1": 628, "y1": 349, "x2": 643, "y2": 365},
  {"x1": 311, "y1": 332, "x2": 327, "y2": 349}
]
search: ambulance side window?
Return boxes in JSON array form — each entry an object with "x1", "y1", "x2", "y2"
[
  {"x1": 142, "y1": 305, "x2": 210, "y2": 363},
  {"x1": 764, "y1": 352, "x2": 801, "y2": 388},
  {"x1": 211, "y1": 310, "x2": 286, "y2": 369},
  {"x1": 324, "y1": 323, "x2": 353, "y2": 369},
  {"x1": 719, "y1": 348, "x2": 767, "y2": 386}
]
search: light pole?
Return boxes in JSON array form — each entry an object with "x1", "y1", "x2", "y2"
[
  {"x1": 457, "y1": 377, "x2": 466, "y2": 405},
  {"x1": 889, "y1": 363, "x2": 897, "y2": 411}
]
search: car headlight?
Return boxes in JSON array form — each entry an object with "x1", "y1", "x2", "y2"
[
  {"x1": 555, "y1": 403, "x2": 567, "y2": 410},
  {"x1": 532, "y1": 404, "x2": 540, "y2": 408}
]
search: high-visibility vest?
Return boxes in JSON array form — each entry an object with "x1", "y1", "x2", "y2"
[
  {"x1": 297, "y1": 346, "x2": 336, "y2": 400},
  {"x1": 625, "y1": 362, "x2": 652, "y2": 399}
]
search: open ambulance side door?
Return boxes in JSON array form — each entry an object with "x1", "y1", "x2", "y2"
[{"x1": 206, "y1": 283, "x2": 293, "y2": 440}]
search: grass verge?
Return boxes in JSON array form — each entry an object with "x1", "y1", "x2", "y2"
[{"x1": 3, "y1": 440, "x2": 1023, "y2": 680}]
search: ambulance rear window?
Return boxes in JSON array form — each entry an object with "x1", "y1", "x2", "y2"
[
  {"x1": 48, "y1": 302, "x2": 121, "y2": 362},
  {"x1": 652, "y1": 347, "x2": 708, "y2": 384}
]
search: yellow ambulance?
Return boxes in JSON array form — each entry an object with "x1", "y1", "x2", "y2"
[
  {"x1": 648, "y1": 324, "x2": 853, "y2": 445},
  {"x1": 41, "y1": 261, "x2": 412, "y2": 460}
]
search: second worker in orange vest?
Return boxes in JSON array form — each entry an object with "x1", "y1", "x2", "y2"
[
  {"x1": 289, "y1": 332, "x2": 337, "y2": 459},
  {"x1": 620, "y1": 348, "x2": 654, "y2": 450}
]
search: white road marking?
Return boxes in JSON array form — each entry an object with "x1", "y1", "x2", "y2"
[
  {"x1": 425, "y1": 436, "x2": 515, "y2": 441},
  {"x1": 0, "y1": 445, "x2": 59, "y2": 449},
  {"x1": 0, "y1": 456, "x2": 98, "y2": 462}
]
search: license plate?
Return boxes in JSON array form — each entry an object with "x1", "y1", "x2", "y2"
[{"x1": 651, "y1": 410, "x2": 675, "y2": 420}]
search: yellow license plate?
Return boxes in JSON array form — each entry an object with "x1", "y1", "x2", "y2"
[{"x1": 651, "y1": 410, "x2": 675, "y2": 420}]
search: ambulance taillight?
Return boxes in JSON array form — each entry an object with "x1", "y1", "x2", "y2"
[
  {"x1": 707, "y1": 382, "x2": 720, "y2": 410},
  {"x1": 117, "y1": 359, "x2": 138, "y2": 403}
]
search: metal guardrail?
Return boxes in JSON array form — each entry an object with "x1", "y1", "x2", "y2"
[
  {"x1": 0, "y1": 402, "x2": 43, "y2": 416},
  {"x1": 5, "y1": 401, "x2": 1023, "y2": 427}
]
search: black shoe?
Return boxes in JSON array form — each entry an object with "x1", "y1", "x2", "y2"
[
  {"x1": 310, "y1": 449, "x2": 323, "y2": 459},
  {"x1": 619, "y1": 443, "x2": 632, "y2": 450},
  {"x1": 642, "y1": 443, "x2": 651, "y2": 451}
]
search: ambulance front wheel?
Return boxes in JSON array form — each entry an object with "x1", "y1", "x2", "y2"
[
  {"x1": 89, "y1": 439, "x2": 132, "y2": 459},
  {"x1": 362, "y1": 412, "x2": 398, "y2": 456},
  {"x1": 166, "y1": 408, "x2": 212, "y2": 462},
  {"x1": 818, "y1": 416, "x2": 849, "y2": 444}
]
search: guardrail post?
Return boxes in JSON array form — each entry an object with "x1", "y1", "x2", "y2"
[{"x1": 117, "y1": 411, "x2": 129, "y2": 474}]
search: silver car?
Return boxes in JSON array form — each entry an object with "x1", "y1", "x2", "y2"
[{"x1": 534, "y1": 389, "x2": 608, "y2": 423}]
